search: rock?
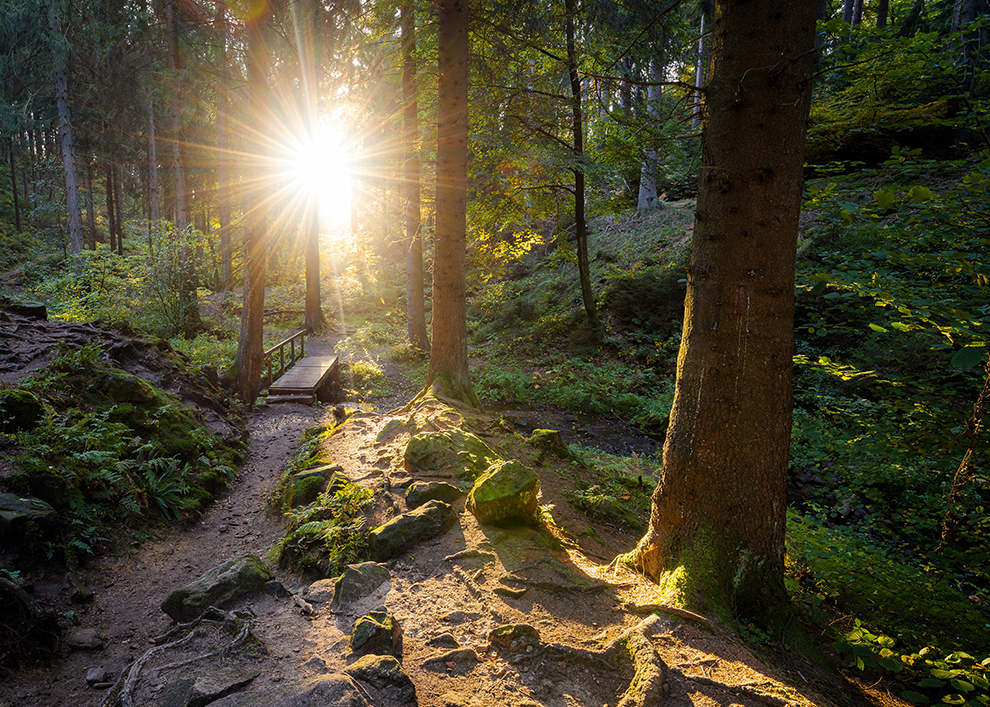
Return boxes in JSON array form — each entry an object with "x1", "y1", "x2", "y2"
[
  {"x1": 159, "y1": 666, "x2": 260, "y2": 706},
  {"x1": 284, "y1": 465, "x2": 345, "y2": 508},
  {"x1": 0, "y1": 494, "x2": 56, "y2": 539},
  {"x1": 303, "y1": 656, "x2": 328, "y2": 672},
  {"x1": 466, "y1": 460, "x2": 541, "y2": 526},
  {"x1": 0, "y1": 389, "x2": 44, "y2": 433},
  {"x1": 488, "y1": 624, "x2": 541, "y2": 649},
  {"x1": 329, "y1": 562, "x2": 390, "y2": 610},
  {"x1": 304, "y1": 578, "x2": 337, "y2": 605},
  {"x1": 66, "y1": 573, "x2": 94, "y2": 604},
  {"x1": 85, "y1": 667, "x2": 107, "y2": 685},
  {"x1": 264, "y1": 580, "x2": 292, "y2": 599},
  {"x1": 161, "y1": 555, "x2": 274, "y2": 623},
  {"x1": 405, "y1": 481, "x2": 462, "y2": 509},
  {"x1": 66, "y1": 628, "x2": 103, "y2": 651},
  {"x1": 345, "y1": 654, "x2": 417, "y2": 704},
  {"x1": 426, "y1": 633, "x2": 460, "y2": 649},
  {"x1": 403, "y1": 431, "x2": 498, "y2": 480},
  {"x1": 4, "y1": 302, "x2": 47, "y2": 320},
  {"x1": 100, "y1": 371, "x2": 155, "y2": 404},
  {"x1": 527, "y1": 429, "x2": 571, "y2": 459},
  {"x1": 350, "y1": 611, "x2": 402, "y2": 657},
  {"x1": 208, "y1": 674, "x2": 370, "y2": 707},
  {"x1": 422, "y1": 648, "x2": 480, "y2": 672},
  {"x1": 368, "y1": 500, "x2": 458, "y2": 561}
]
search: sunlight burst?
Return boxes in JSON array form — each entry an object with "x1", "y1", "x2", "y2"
[{"x1": 283, "y1": 128, "x2": 352, "y2": 226}]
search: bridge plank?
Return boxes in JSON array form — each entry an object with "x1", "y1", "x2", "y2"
[{"x1": 267, "y1": 355, "x2": 339, "y2": 395}]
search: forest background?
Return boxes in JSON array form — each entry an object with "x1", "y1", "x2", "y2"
[{"x1": 1, "y1": 0, "x2": 990, "y2": 705}]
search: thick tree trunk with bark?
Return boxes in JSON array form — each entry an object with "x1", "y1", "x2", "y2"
[
  {"x1": 630, "y1": 0, "x2": 817, "y2": 625},
  {"x1": 564, "y1": 0, "x2": 599, "y2": 333},
  {"x1": 86, "y1": 161, "x2": 96, "y2": 249},
  {"x1": 403, "y1": 1, "x2": 429, "y2": 352},
  {"x1": 234, "y1": 11, "x2": 270, "y2": 405},
  {"x1": 49, "y1": 4, "x2": 84, "y2": 255},
  {"x1": 113, "y1": 162, "x2": 124, "y2": 255},
  {"x1": 427, "y1": 0, "x2": 475, "y2": 403},
  {"x1": 216, "y1": 8, "x2": 232, "y2": 291}
]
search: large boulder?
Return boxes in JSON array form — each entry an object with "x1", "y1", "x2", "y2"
[
  {"x1": 403, "y1": 430, "x2": 497, "y2": 481},
  {"x1": 405, "y1": 481, "x2": 462, "y2": 509},
  {"x1": 0, "y1": 494, "x2": 56, "y2": 539},
  {"x1": 368, "y1": 500, "x2": 458, "y2": 561},
  {"x1": 345, "y1": 654, "x2": 416, "y2": 704},
  {"x1": 466, "y1": 460, "x2": 541, "y2": 526},
  {"x1": 350, "y1": 611, "x2": 402, "y2": 657},
  {"x1": 207, "y1": 674, "x2": 370, "y2": 707},
  {"x1": 161, "y1": 555, "x2": 274, "y2": 622},
  {"x1": 330, "y1": 562, "x2": 390, "y2": 610},
  {"x1": 0, "y1": 389, "x2": 44, "y2": 433}
]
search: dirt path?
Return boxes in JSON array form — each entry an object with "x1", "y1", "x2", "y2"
[{"x1": 2, "y1": 402, "x2": 331, "y2": 706}]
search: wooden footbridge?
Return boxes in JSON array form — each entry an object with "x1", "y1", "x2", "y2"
[{"x1": 263, "y1": 330, "x2": 339, "y2": 404}]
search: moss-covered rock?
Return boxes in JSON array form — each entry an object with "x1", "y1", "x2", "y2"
[
  {"x1": 405, "y1": 481, "x2": 462, "y2": 509},
  {"x1": 344, "y1": 654, "x2": 416, "y2": 704},
  {"x1": 526, "y1": 429, "x2": 570, "y2": 459},
  {"x1": 161, "y1": 555, "x2": 274, "y2": 622},
  {"x1": 284, "y1": 464, "x2": 344, "y2": 508},
  {"x1": 330, "y1": 562, "x2": 390, "y2": 610},
  {"x1": 350, "y1": 611, "x2": 402, "y2": 656},
  {"x1": 100, "y1": 371, "x2": 156, "y2": 404},
  {"x1": 368, "y1": 500, "x2": 458, "y2": 560},
  {"x1": 0, "y1": 493, "x2": 56, "y2": 539},
  {"x1": 403, "y1": 430, "x2": 498, "y2": 480},
  {"x1": 0, "y1": 389, "x2": 44, "y2": 433},
  {"x1": 488, "y1": 623, "x2": 541, "y2": 649},
  {"x1": 467, "y1": 460, "x2": 541, "y2": 526}
]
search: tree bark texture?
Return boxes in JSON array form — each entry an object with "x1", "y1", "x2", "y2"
[
  {"x1": 638, "y1": 61, "x2": 664, "y2": 209},
  {"x1": 234, "y1": 10, "x2": 270, "y2": 405},
  {"x1": 632, "y1": 0, "x2": 817, "y2": 624},
  {"x1": 49, "y1": 3, "x2": 84, "y2": 255},
  {"x1": 216, "y1": 9, "x2": 232, "y2": 291},
  {"x1": 564, "y1": 0, "x2": 599, "y2": 332},
  {"x1": 113, "y1": 162, "x2": 124, "y2": 255},
  {"x1": 403, "y1": 1, "x2": 429, "y2": 352},
  {"x1": 86, "y1": 161, "x2": 96, "y2": 249},
  {"x1": 427, "y1": 0, "x2": 475, "y2": 403},
  {"x1": 147, "y1": 94, "x2": 160, "y2": 227},
  {"x1": 106, "y1": 165, "x2": 117, "y2": 252}
]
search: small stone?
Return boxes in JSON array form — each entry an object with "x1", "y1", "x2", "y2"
[
  {"x1": 66, "y1": 629, "x2": 103, "y2": 651},
  {"x1": 86, "y1": 667, "x2": 107, "y2": 685}
]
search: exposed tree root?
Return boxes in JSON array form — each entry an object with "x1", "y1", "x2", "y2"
[
  {"x1": 688, "y1": 675, "x2": 798, "y2": 707},
  {"x1": 490, "y1": 615, "x2": 670, "y2": 706},
  {"x1": 99, "y1": 607, "x2": 256, "y2": 707}
]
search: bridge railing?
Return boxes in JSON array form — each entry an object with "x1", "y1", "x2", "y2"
[{"x1": 262, "y1": 329, "x2": 306, "y2": 387}]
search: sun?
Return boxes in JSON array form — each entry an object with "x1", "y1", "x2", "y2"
[{"x1": 284, "y1": 127, "x2": 352, "y2": 226}]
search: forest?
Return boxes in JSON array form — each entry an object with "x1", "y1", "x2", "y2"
[{"x1": 1, "y1": 0, "x2": 989, "y2": 705}]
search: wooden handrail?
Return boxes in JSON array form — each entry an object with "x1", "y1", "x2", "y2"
[{"x1": 262, "y1": 329, "x2": 306, "y2": 387}]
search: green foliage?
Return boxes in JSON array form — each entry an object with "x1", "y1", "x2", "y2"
[
  {"x1": 6, "y1": 345, "x2": 236, "y2": 566},
  {"x1": 566, "y1": 447, "x2": 657, "y2": 531},
  {"x1": 273, "y1": 479, "x2": 373, "y2": 576}
]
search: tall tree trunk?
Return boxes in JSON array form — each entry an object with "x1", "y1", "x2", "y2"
[
  {"x1": 638, "y1": 61, "x2": 664, "y2": 209},
  {"x1": 877, "y1": 0, "x2": 889, "y2": 27},
  {"x1": 630, "y1": 0, "x2": 817, "y2": 626},
  {"x1": 165, "y1": 0, "x2": 201, "y2": 334},
  {"x1": 302, "y1": 0, "x2": 326, "y2": 333},
  {"x1": 113, "y1": 162, "x2": 124, "y2": 255},
  {"x1": 852, "y1": 0, "x2": 864, "y2": 25},
  {"x1": 234, "y1": 9, "x2": 270, "y2": 404},
  {"x1": 147, "y1": 93, "x2": 160, "y2": 228},
  {"x1": 427, "y1": 0, "x2": 475, "y2": 403},
  {"x1": 49, "y1": 3, "x2": 83, "y2": 255},
  {"x1": 85, "y1": 160, "x2": 96, "y2": 249},
  {"x1": 106, "y1": 165, "x2": 117, "y2": 252},
  {"x1": 842, "y1": 0, "x2": 854, "y2": 23},
  {"x1": 8, "y1": 138, "x2": 21, "y2": 233},
  {"x1": 692, "y1": 14, "x2": 706, "y2": 130},
  {"x1": 403, "y1": 0, "x2": 429, "y2": 351},
  {"x1": 217, "y1": 7, "x2": 232, "y2": 291},
  {"x1": 564, "y1": 0, "x2": 599, "y2": 333}
]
